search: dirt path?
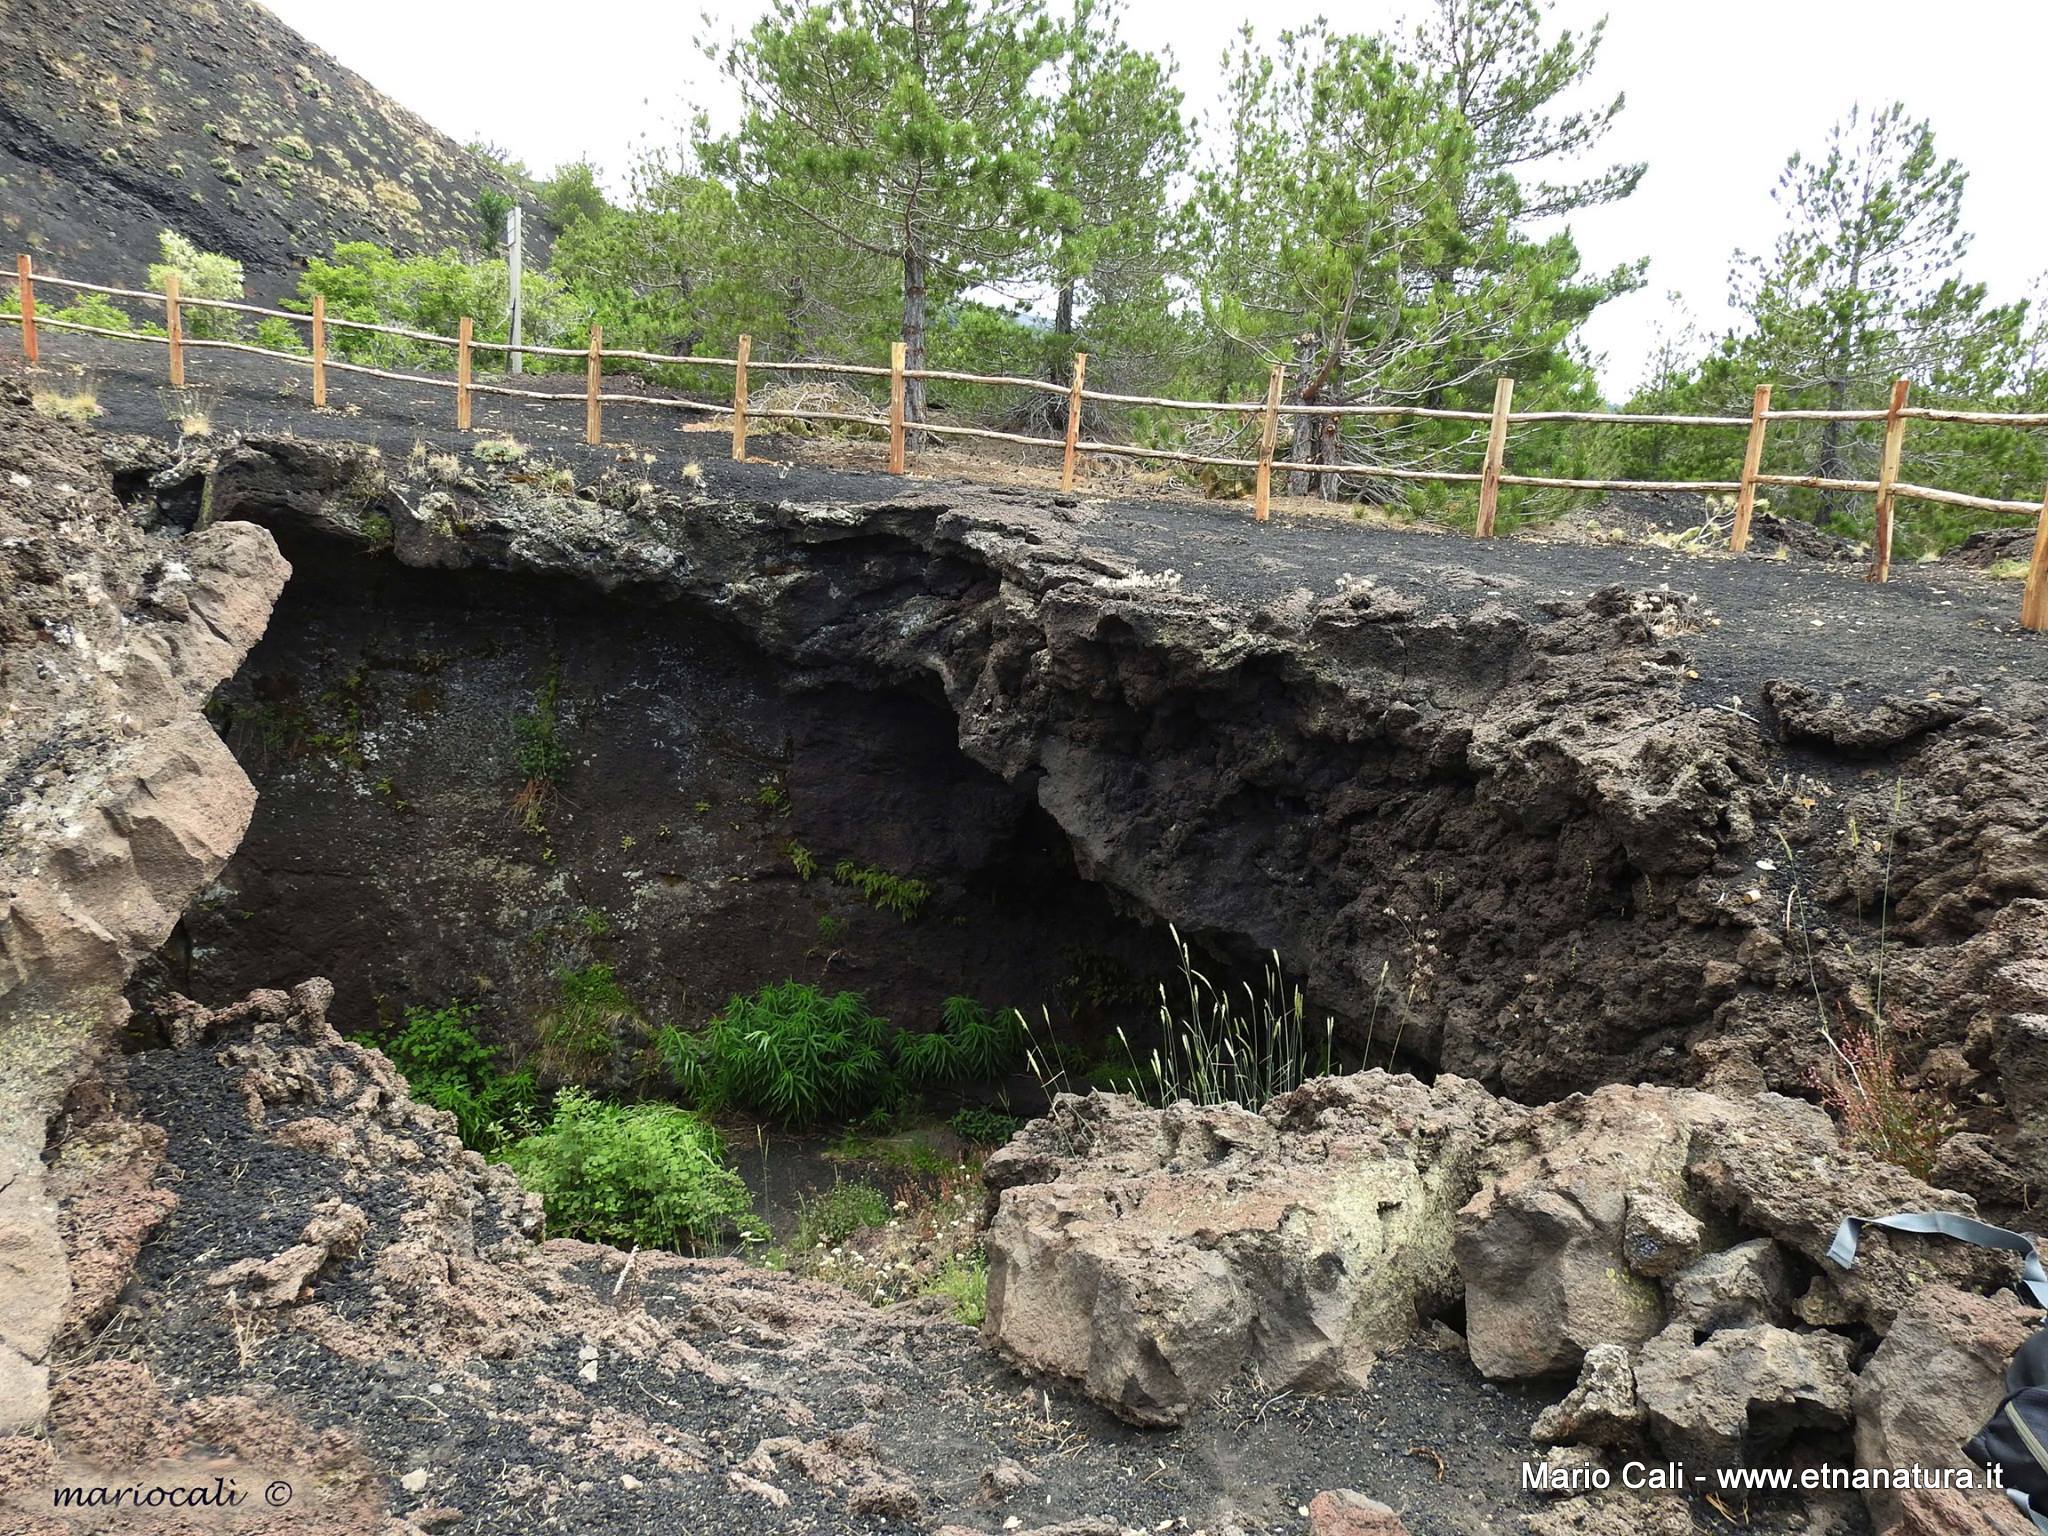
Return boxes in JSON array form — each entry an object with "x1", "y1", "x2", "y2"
[{"x1": 19, "y1": 330, "x2": 2044, "y2": 712}]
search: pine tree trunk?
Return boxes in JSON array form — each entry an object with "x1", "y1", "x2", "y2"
[
  {"x1": 903, "y1": 245, "x2": 929, "y2": 427},
  {"x1": 1286, "y1": 332, "x2": 1322, "y2": 497},
  {"x1": 1816, "y1": 373, "x2": 1848, "y2": 524},
  {"x1": 1052, "y1": 280, "x2": 1076, "y2": 385}
]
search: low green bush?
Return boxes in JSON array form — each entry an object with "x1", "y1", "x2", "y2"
[
  {"x1": 501, "y1": 1089, "x2": 760, "y2": 1251},
  {"x1": 922, "y1": 1254, "x2": 988, "y2": 1325},
  {"x1": 658, "y1": 982, "x2": 894, "y2": 1125},
  {"x1": 149, "y1": 229, "x2": 245, "y2": 340},
  {"x1": 792, "y1": 1180, "x2": 889, "y2": 1251},
  {"x1": 896, "y1": 996, "x2": 1025, "y2": 1088},
  {"x1": 658, "y1": 985, "x2": 1026, "y2": 1128},
  {"x1": 537, "y1": 963, "x2": 634, "y2": 1082},
  {"x1": 949, "y1": 1105, "x2": 1020, "y2": 1147},
  {"x1": 253, "y1": 315, "x2": 308, "y2": 354},
  {"x1": 368, "y1": 1000, "x2": 536, "y2": 1152}
]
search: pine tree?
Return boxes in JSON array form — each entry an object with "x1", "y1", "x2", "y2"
[
  {"x1": 702, "y1": 0, "x2": 1066, "y2": 423},
  {"x1": 1186, "y1": 9, "x2": 1642, "y2": 498},
  {"x1": 1040, "y1": 0, "x2": 1189, "y2": 384}
]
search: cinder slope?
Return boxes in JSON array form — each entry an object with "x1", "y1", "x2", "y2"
[{"x1": 0, "y1": 0, "x2": 537, "y2": 290}]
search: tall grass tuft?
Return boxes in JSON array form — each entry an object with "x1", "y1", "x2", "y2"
[{"x1": 1113, "y1": 927, "x2": 1335, "y2": 1110}]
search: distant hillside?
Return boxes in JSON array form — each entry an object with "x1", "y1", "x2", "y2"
[{"x1": 0, "y1": 0, "x2": 540, "y2": 295}]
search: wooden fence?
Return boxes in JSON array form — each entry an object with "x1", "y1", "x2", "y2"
[{"x1": 8, "y1": 252, "x2": 2047, "y2": 632}]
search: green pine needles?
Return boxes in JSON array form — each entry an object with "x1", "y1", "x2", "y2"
[{"x1": 501, "y1": 1090, "x2": 760, "y2": 1251}]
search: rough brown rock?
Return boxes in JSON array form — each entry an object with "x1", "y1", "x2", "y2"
[
  {"x1": 1853, "y1": 1284, "x2": 2042, "y2": 1535},
  {"x1": 0, "y1": 382, "x2": 287, "y2": 1431},
  {"x1": 982, "y1": 1072, "x2": 1517, "y2": 1426},
  {"x1": 1664, "y1": 1239, "x2": 1792, "y2": 1335},
  {"x1": 1459, "y1": 1081, "x2": 2016, "y2": 1389},
  {"x1": 1632, "y1": 1323, "x2": 1854, "y2": 1468},
  {"x1": 1455, "y1": 1086, "x2": 1703, "y2": 1378},
  {"x1": 1307, "y1": 1488, "x2": 1411, "y2": 1536},
  {"x1": 1531, "y1": 1344, "x2": 1642, "y2": 1448}
]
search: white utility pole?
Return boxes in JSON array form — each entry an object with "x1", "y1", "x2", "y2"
[{"x1": 507, "y1": 203, "x2": 524, "y2": 376}]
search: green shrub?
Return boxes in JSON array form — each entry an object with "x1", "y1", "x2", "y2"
[
  {"x1": 922, "y1": 1254, "x2": 988, "y2": 1325},
  {"x1": 831, "y1": 859, "x2": 931, "y2": 921},
  {"x1": 45, "y1": 292, "x2": 136, "y2": 333},
  {"x1": 370, "y1": 1001, "x2": 536, "y2": 1152},
  {"x1": 792, "y1": 1180, "x2": 889, "y2": 1251},
  {"x1": 896, "y1": 996, "x2": 1025, "y2": 1088},
  {"x1": 501, "y1": 1090, "x2": 758, "y2": 1251},
  {"x1": 253, "y1": 315, "x2": 307, "y2": 354},
  {"x1": 657, "y1": 982, "x2": 894, "y2": 1125},
  {"x1": 149, "y1": 229, "x2": 244, "y2": 340},
  {"x1": 537, "y1": 963, "x2": 635, "y2": 1082},
  {"x1": 291, "y1": 241, "x2": 581, "y2": 372},
  {"x1": 949, "y1": 1105, "x2": 1020, "y2": 1147}
]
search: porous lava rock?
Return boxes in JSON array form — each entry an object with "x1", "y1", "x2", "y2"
[{"x1": 981, "y1": 1072, "x2": 1517, "y2": 1426}]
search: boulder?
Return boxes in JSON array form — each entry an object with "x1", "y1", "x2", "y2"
[
  {"x1": 1664, "y1": 1240, "x2": 1791, "y2": 1335},
  {"x1": 1531, "y1": 1344, "x2": 1642, "y2": 1447},
  {"x1": 1459, "y1": 1081, "x2": 2021, "y2": 1388},
  {"x1": 1853, "y1": 1284, "x2": 2042, "y2": 1535},
  {"x1": 1684, "y1": 1095, "x2": 2015, "y2": 1329},
  {"x1": 1455, "y1": 1086, "x2": 1703, "y2": 1378},
  {"x1": 981, "y1": 1073, "x2": 1517, "y2": 1426},
  {"x1": 1633, "y1": 1323, "x2": 1854, "y2": 1468}
]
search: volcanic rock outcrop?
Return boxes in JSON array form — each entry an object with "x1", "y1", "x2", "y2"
[
  {"x1": 983, "y1": 1072, "x2": 2041, "y2": 1529},
  {"x1": 0, "y1": 379, "x2": 287, "y2": 1430},
  {"x1": 166, "y1": 428, "x2": 2048, "y2": 1203}
]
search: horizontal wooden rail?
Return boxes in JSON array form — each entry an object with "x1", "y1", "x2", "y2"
[
  {"x1": 8, "y1": 250, "x2": 2046, "y2": 630},
  {"x1": 910, "y1": 366, "x2": 1068, "y2": 395}
]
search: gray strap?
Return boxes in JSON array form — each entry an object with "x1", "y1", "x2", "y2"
[
  {"x1": 2011, "y1": 1486, "x2": 2048, "y2": 1535},
  {"x1": 1826, "y1": 1211, "x2": 2048, "y2": 1311}
]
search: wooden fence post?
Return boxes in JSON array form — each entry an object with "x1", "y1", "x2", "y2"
[
  {"x1": 888, "y1": 341, "x2": 908, "y2": 474},
  {"x1": 731, "y1": 333, "x2": 751, "y2": 461},
  {"x1": 15, "y1": 255, "x2": 35, "y2": 365},
  {"x1": 1868, "y1": 376, "x2": 1911, "y2": 583},
  {"x1": 2021, "y1": 487, "x2": 2048, "y2": 633},
  {"x1": 1060, "y1": 352, "x2": 1088, "y2": 492},
  {"x1": 1254, "y1": 364, "x2": 1284, "y2": 522},
  {"x1": 456, "y1": 315, "x2": 473, "y2": 430},
  {"x1": 1475, "y1": 376, "x2": 1514, "y2": 537},
  {"x1": 584, "y1": 325, "x2": 603, "y2": 445},
  {"x1": 1730, "y1": 383, "x2": 1771, "y2": 552},
  {"x1": 164, "y1": 270, "x2": 184, "y2": 389},
  {"x1": 310, "y1": 293, "x2": 327, "y2": 408}
]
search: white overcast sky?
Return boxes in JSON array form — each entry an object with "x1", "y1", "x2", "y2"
[{"x1": 264, "y1": 0, "x2": 2047, "y2": 399}]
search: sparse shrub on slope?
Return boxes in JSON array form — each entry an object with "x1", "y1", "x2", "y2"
[
  {"x1": 501, "y1": 1089, "x2": 760, "y2": 1251},
  {"x1": 149, "y1": 229, "x2": 245, "y2": 340}
]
